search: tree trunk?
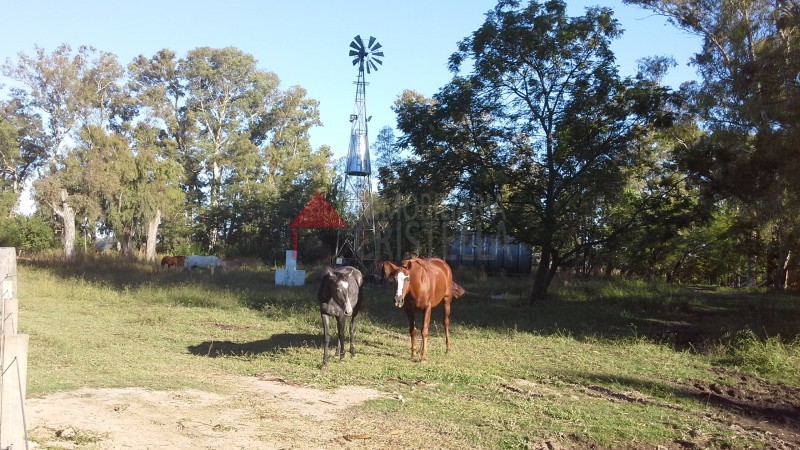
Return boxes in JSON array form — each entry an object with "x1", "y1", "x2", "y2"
[
  {"x1": 145, "y1": 208, "x2": 161, "y2": 263},
  {"x1": 785, "y1": 251, "x2": 798, "y2": 290},
  {"x1": 54, "y1": 189, "x2": 76, "y2": 260},
  {"x1": 120, "y1": 226, "x2": 135, "y2": 257},
  {"x1": 545, "y1": 252, "x2": 560, "y2": 289},
  {"x1": 746, "y1": 254, "x2": 756, "y2": 287},
  {"x1": 208, "y1": 160, "x2": 221, "y2": 250},
  {"x1": 530, "y1": 248, "x2": 552, "y2": 303}
]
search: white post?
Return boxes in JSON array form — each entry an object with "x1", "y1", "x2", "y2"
[
  {"x1": 275, "y1": 250, "x2": 306, "y2": 286},
  {"x1": 1, "y1": 298, "x2": 17, "y2": 336},
  {"x1": 0, "y1": 247, "x2": 28, "y2": 450},
  {"x1": 0, "y1": 334, "x2": 28, "y2": 450},
  {"x1": 0, "y1": 249, "x2": 15, "y2": 305}
]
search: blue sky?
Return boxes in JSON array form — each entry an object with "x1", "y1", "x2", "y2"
[{"x1": 0, "y1": 0, "x2": 700, "y2": 159}]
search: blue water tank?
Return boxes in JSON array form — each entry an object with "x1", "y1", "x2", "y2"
[{"x1": 346, "y1": 133, "x2": 371, "y2": 175}]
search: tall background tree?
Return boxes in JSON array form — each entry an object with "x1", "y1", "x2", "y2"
[
  {"x1": 625, "y1": 0, "x2": 800, "y2": 289},
  {"x1": 2, "y1": 44, "x2": 125, "y2": 259},
  {"x1": 3, "y1": 44, "x2": 338, "y2": 262},
  {"x1": 387, "y1": 0, "x2": 674, "y2": 300}
]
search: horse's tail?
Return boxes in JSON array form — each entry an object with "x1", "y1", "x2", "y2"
[{"x1": 452, "y1": 281, "x2": 465, "y2": 299}]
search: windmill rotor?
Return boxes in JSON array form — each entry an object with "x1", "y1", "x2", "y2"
[{"x1": 349, "y1": 35, "x2": 383, "y2": 74}]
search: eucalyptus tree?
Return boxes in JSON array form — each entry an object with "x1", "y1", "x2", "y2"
[
  {"x1": 0, "y1": 98, "x2": 46, "y2": 215},
  {"x1": 391, "y1": 0, "x2": 671, "y2": 300},
  {"x1": 226, "y1": 83, "x2": 331, "y2": 259},
  {"x1": 178, "y1": 47, "x2": 282, "y2": 249},
  {"x1": 129, "y1": 47, "x2": 331, "y2": 257},
  {"x1": 57, "y1": 126, "x2": 130, "y2": 250},
  {"x1": 126, "y1": 123, "x2": 185, "y2": 261},
  {"x1": 1, "y1": 45, "x2": 124, "y2": 259},
  {"x1": 127, "y1": 49, "x2": 193, "y2": 260},
  {"x1": 626, "y1": 0, "x2": 800, "y2": 288}
]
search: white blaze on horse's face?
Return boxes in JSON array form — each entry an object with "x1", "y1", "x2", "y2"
[
  {"x1": 394, "y1": 272, "x2": 409, "y2": 307},
  {"x1": 336, "y1": 280, "x2": 353, "y2": 316}
]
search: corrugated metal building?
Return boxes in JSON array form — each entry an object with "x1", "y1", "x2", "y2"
[{"x1": 446, "y1": 232, "x2": 532, "y2": 274}]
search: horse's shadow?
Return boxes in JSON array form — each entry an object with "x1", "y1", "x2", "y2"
[{"x1": 187, "y1": 333, "x2": 321, "y2": 357}]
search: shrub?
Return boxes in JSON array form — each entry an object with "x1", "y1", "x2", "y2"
[
  {"x1": 715, "y1": 329, "x2": 800, "y2": 379},
  {"x1": 0, "y1": 215, "x2": 58, "y2": 253}
]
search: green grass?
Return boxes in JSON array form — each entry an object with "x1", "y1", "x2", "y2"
[{"x1": 16, "y1": 258, "x2": 800, "y2": 449}]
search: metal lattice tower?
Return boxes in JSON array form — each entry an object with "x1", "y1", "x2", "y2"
[{"x1": 335, "y1": 35, "x2": 383, "y2": 275}]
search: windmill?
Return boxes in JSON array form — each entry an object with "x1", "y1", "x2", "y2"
[{"x1": 335, "y1": 35, "x2": 383, "y2": 275}]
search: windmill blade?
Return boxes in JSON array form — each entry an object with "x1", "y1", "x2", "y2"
[{"x1": 347, "y1": 35, "x2": 382, "y2": 74}]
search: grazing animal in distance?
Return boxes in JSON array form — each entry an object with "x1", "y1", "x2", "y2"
[
  {"x1": 317, "y1": 266, "x2": 364, "y2": 367},
  {"x1": 383, "y1": 258, "x2": 465, "y2": 360},
  {"x1": 160, "y1": 255, "x2": 186, "y2": 270},
  {"x1": 184, "y1": 255, "x2": 226, "y2": 275}
]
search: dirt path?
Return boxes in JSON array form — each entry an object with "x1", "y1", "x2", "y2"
[{"x1": 26, "y1": 375, "x2": 455, "y2": 450}]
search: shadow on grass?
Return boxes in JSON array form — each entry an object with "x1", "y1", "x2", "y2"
[
  {"x1": 187, "y1": 333, "x2": 321, "y2": 357},
  {"x1": 359, "y1": 280, "x2": 800, "y2": 354}
]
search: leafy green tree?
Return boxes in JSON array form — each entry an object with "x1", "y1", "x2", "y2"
[
  {"x1": 372, "y1": 125, "x2": 397, "y2": 175},
  {"x1": 128, "y1": 47, "x2": 331, "y2": 259},
  {"x1": 130, "y1": 123, "x2": 185, "y2": 262},
  {"x1": 2, "y1": 45, "x2": 120, "y2": 259},
  {"x1": 627, "y1": 0, "x2": 800, "y2": 289},
  {"x1": 179, "y1": 47, "x2": 281, "y2": 249},
  {"x1": 127, "y1": 49, "x2": 196, "y2": 258},
  {"x1": 0, "y1": 99, "x2": 46, "y2": 216},
  {"x1": 391, "y1": 0, "x2": 671, "y2": 300}
]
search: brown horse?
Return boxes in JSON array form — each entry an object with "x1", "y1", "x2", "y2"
[
  {"x1": 160, "y1": 255, "x2": 186, "y2": 270},
  {"x1": 383, "y1": 258, "x2": 465, "y2": 360}
]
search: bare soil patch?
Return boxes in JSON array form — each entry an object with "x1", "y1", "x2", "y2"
[
  {"x1": 676, "y1": 368, "x2": 800, "y2": 449},
  {"x1": 26, "y1": 375, "x2": 462, "y2": 450},
  {"x1": 502, "y1": 369, "x2": 800, "y2": 450}
]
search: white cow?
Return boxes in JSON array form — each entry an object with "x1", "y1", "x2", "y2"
[{"x1": 184, "y1": 255, "x2": 226, "y2": 275}]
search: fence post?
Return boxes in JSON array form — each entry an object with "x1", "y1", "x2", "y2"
[{"x1": 0, "y1": 247, "x2": 28, "y2": 450}]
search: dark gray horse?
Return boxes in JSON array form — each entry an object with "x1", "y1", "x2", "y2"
[{"x1": 317, "y1": 266, "x2": 364, "y2": 366}]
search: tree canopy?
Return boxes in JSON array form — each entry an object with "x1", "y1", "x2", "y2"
[
  {"x1": 2, "y1": 0, "x2": 800, "y2": 297},
  {"x1": 1, "y1": 44, "x2": 337, "y2": 261}
]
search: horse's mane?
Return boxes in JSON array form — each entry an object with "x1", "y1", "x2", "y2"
[{"x1": 403, "y1": 258, "x2": 428, "y2": 270}]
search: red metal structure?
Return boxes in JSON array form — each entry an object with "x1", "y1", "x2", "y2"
[{"x1": 289, "y1": 192, "x2": 346, "y2": 252}]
